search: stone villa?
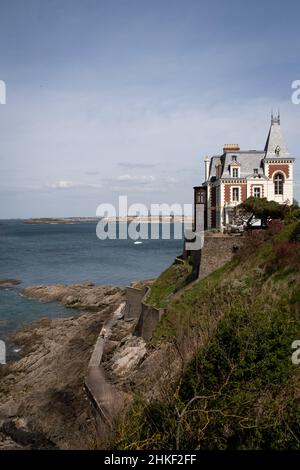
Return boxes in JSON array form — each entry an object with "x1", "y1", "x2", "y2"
[{"x1": 194, "y1": 113, "x2": 295, "y2": 230}]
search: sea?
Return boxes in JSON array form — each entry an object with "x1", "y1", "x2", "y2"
[{"x1": 0, "y1": 220, "x2": 183, "y2": 348}]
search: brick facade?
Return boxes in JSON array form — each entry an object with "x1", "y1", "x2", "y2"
[
  {"x1": 268, "y1": 164, "x2": 289, "y2": 179},
  {"x1": 224, "y1": 183, "x2": 247, "y2": 203}
]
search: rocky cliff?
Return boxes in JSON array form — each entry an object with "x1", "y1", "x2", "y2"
[{"x1": 0, "y1": 283, "x2": 124, "y2": 449}]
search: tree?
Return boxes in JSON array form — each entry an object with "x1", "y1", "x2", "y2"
[{"x1": 237, "y1": 197, "x2": 288, "y2": 228}]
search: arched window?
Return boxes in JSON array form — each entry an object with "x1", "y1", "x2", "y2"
[{"x1": 274, "y1": 173, "x2": 284, "y2": 195}]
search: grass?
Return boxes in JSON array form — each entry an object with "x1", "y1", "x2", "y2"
[
  {"x1": 146, "y1": 260, "x2": 193, "y2": 309},
  {"x1": 152, "y1": 259, "x2": 238, "y2": 341}
]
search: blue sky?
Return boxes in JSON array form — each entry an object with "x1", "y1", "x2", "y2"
[{"x1": 0, "y1": 0, "x2": 300, "y2": 218}]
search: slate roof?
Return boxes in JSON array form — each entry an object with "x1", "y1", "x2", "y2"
[
  {"x1": 206, "y1": 116, "x2": 292, "y2": 182},
  {"x1": 208, "y1": 156, "x2": 222, "y2": 179},
  {"x1": 221, "y1": 151, "x2": 265, "y2": 179},
  {"x1": 264, "y1": 119, "x2": 289, "y2": 157}
]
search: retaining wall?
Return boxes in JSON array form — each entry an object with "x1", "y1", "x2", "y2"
[
  {"x1": 199, "y1": 235, "x2": 244, "y2": 279},
  {"x1": 123, "y1": 286, "x2": 147, "y2": 320},
  {"x1": 134, "y1": 301, "x2": 165, "y2": 342},
  {"x1": 123, "y1": 286, "x2": 164, "y2": 341},
  {"x1": 84, "y1": 303, "x2": 127, "y2": 438}
]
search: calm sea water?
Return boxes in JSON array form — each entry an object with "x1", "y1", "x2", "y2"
[{"x1": 0, "y1": 220, "x2": 183, "y2": 342}]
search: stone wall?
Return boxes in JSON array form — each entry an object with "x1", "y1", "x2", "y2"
[
  {"x1": 84, "y1": 302, "x2": 127, "y2": 438},
  {"x1": 134, "y1": 301, "x2": 164, "y2": 342},
  {"x1": 199, "y1": 235, "x2": 243, "y2": 279},
  {"x1": 123, "y1": 286, "x2": 147, "y2": 321},
  {"x1": 124, "y1": 286, "x2": 164, "y2": 342}
]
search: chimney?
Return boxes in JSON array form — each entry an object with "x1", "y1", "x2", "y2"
[
  {"x1": 204, "y1": 156, "x2": 210, "y2": 181},
  {"x1": 223, "y1": 144, "x2": 240, "y2": 153}
]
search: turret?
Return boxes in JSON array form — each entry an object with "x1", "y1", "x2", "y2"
[
  {"x1": 265, "y1": 111, "x2": 289, "y2": 158},
  {"x1": 204, "y1": 156, "x2": 210, "y2": 181}
]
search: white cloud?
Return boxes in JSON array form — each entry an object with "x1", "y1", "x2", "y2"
[
  {"x1": 49, "y1": 180, "x2": 102, "y2": 190},
  {"x1": 1, "y1": 86, "x2": 299, "y2": 217},
  {"x1": 109, "y1": 174, "x2": 177, "y2": 192},
  {"x1": 114, "y1": 174, "x2": 156, "y2": 183},
  {"x1": 118, "y1": 162, "x2": 156, "y2": 169}
]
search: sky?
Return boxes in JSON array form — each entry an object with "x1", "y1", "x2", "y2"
[{"x1": 0, "y1": 0, "x2": 300, "y2": 218}]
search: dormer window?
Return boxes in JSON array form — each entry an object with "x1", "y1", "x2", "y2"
[
  {"x1": 232, "y1": 167, "x2": 239, "y2": 178},
  {"x1": 232, "y1": 155, "x2": 237, "y2": 162},
  {"x1": 254, "y1": 168, "x2": 258, "y2": 175}
]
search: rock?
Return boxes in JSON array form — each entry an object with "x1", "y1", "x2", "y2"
[
  {"x1": 1, "y1": 420, "x2": 56, "y2": 449},
  {"x1": 0, "y1": 284, "x2": 125, "y2": 449},
  {"x1": 108, "y1": 336, "x2": 147, "y2": 378},
  {"x1": 0, "y1": 279, "x2": 21, "y2": 288},
  {"x1": 0, "y1": 432, "x2": 23, "y2": 449},
  {"x1": 22, "y1": 284, "x2": 124, "y2": 311},
  {"x1": 0, "y1": 400, "x2": 19, "y2": 419},
  {"x1": 102, "y1": 340, "x2": 119, "y2": 360}
]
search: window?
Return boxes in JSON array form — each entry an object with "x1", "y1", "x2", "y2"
[
  {"x1": 253, "y1": 187, "x2": 261, "y2": 198},
  {"x1": 196, "y1": 190, "x2": 206, "y2": 204},
  {"x1": 253, "y1": 168, "x2": 258, "y2": 175},
  {"x1": 232, "y1": 167, "x2": 239, "y2": 178},
  {"x1": 232, "y1": 155, "x2": 237, "y2": 162},
  {"x1": 274, "y1": 173, "x2": 284, "y2": 195},
  {"x1": 232, "y1": 187, "x2": 239, "y2": 202}
]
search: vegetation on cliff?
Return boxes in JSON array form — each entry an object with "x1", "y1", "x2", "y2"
[
  {"x1": 113, "y1": 216, "x2": 300, "y2": 450},
  {"x1": 237, "y1": 197, "x2": 300, "y2": 227},
  {"x1": 146, "y1": 260, "x2": 193, "y2": 308}
]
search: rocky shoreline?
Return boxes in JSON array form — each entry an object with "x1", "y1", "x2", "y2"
[
  {"x1": 0, "y1": 282, "x2": 125, "y2": 449},
  {"x1": 23, "y1": 282, "x2": 123, "y2": 311},
  {"x1": 0, "y1": 279, "x2": 183, "y2": 450}
]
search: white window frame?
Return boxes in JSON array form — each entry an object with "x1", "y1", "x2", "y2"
[
  {"x1": 274, "y1": 173, "x2": 284, "y2": 195},
  {"x1": 253, "y1": 186, "x2": 261, "y2": 198},
  {"x1": 232, "y1": 186, "x2": 240, "y2": 202},
  {"x1": 232, "y1": 167, "x2": 239, "y2": 178}
]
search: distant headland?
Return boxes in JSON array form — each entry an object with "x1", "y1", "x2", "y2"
[
  {"x1": 25, "y1": 216, "x2": 193, "y2": 225},
  {"x1": 24, "y1": 217, "x2": 98, "y2": 225}
]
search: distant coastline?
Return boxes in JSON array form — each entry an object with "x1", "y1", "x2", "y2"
[
  {"x1": 25, "y1": 216, "x2": 193, "y2": 225},
  {"x1": 24, "y1": 217, "x2": 98, "y2": 225}
]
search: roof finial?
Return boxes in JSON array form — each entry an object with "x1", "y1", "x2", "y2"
[
  {"x1": 271, "y1": 109, "x2": 274, "y2": 123},
  {"x1": 278, "y1": 108, "x2": 280, "y2": 124}
]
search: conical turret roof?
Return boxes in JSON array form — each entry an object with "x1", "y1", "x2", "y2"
[{"x1": 264, "y1": 112, "x2": 289, "y2": 158}]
